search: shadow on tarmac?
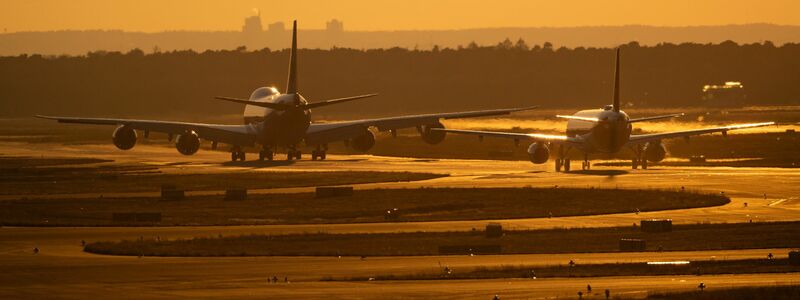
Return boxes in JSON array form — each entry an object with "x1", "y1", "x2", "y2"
[
  {"x1": 222, "y1": 160, "x2": 296, "y2": 168},
  {"x1": 567, "y1": 169, "x2": 629, "y2": 176},
  {"x1": 221, "y1": 158, "x2": 369, "y2": 168}
]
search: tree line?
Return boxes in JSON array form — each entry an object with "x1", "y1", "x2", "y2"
[{"x1": 2, "y1": 40, "x2": 798, "y2": 118}]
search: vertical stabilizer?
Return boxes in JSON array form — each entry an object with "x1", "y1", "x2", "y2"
[
  {"x1": 612, "y1": 48, "x2": 620, "y2": 112},
  {"x1": 286, "y1": 20, "x2": 298, "y2": 96}
]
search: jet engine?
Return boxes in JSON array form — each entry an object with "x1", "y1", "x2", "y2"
[
  {"x1": 527, "y1": 142, "x2": 550, "y2": 164},
  {"x1": 644, "y1": 142, "x2": 667, "y2": 162},
  {"x1": 112, "y1": 125, "x2": 137, "y2": 150},
  {"x1": 420, "y1": 122, "x2": 446, "y2": 144},
  {"x1": 349, "y1": 129, "x2": 376, "y2": 152},
  {"x1": 175, "y1": 131, "x2": 201, "y2": 155}
]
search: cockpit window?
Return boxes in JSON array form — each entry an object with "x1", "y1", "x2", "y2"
[
  {"x1": 249, "y1": 87, "x2": 279, "y2": 100},
  {"x1": 603, "y1": 105, "x2": 614, "y2": 111}
]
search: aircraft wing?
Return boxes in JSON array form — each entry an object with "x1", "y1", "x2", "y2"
[
  {"x1": 304, "y1": 107, "x2": 537, "y2": 145},
  {"x1": 35, "y1": 115, "x2": 258, "y2": 146},
  {"x1": 628, "y1": 113, "x2": 684, "y2": 123},
  {"x1": 627, "y1": 122, "x2": 775, "y2": 145},
  {"x1": 429, "y1": 128, "x2": 579, "y2": 144}
]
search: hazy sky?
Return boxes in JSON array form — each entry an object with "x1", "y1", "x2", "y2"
[{"x1": 2, "y1": 0, "x2": 798, "y2": 32}]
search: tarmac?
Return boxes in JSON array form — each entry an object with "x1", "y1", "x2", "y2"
[{"x1": 1, "y1": 142, "x2": 799, "y2": 299}]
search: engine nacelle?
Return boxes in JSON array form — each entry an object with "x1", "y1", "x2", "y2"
[
  {"x1": 349, "y1": 129, "x2": 376, "y2": 152},
  {"x1": 644, "y1": 142, "x2": 667, "y2": 162},
  {"x1": 420, "y1": 122, "x2": 446, "y2": 144},
  {"x1": 112, "y1": 125, "x2": 137, "y2": 150},
  {"x1": 527, "y1": 142, "x2": 550, "y2": 164},
  {"x1": 175, "y1": 131, "x2": 201, "y2": 155}
]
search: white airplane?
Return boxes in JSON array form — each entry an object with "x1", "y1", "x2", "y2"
[
  {"x1": 435, "y1": 49, "x2": 774, "y2": 171},
  {"x1": 37, "y1": 21, "x2": 534, "y2": 162}
]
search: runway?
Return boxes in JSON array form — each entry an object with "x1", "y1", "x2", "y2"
[{"x1": 1, "y1": 142, "x2": 799, "y2": 299}]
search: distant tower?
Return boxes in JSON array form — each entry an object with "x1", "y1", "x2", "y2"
[
  {"x1": 267, "y1": 22, "x2": 286, "y2": 32},
  {"x1": 326, "y1": 19, "x2": 344, "y2": 33},
  {"x1": 242, "y1": 11, "x2": 263, "y2": 34}
]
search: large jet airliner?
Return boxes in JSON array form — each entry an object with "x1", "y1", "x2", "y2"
[
  {"x1": 435, "y1": 49, "x2": 774, "y2": 171},
  {"x1": 37, "y1": 21, "x2": 533, "y2": 162}
]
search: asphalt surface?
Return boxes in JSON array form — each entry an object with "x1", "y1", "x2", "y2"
[{"x1": 1, "y1": 142, "x2": 799, "y2": 299}]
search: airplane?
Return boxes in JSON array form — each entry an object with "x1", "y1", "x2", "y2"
[
  {"x1": 36, "y1": 21, "x2": 534, "y2": 162},
  {"x1": 433, "y1": 48, "x2": 774, "y2": 171}
]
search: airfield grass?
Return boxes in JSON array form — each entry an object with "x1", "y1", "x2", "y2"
[
  {"x1": 0, "y1": 155, "x2": 442, "y2": 195},
  {"x1": 83, "y1": 221, "x2": 800, "y2": 257},
  {"x1": 644, "y1": 285, "x2": 800, "y2": 300},
  {"x1": 0, "y1": 187, "x2": 726, "y2": 226},
  {"x1": 334, "y1": 258, "x2": 799, "y2": 281}
]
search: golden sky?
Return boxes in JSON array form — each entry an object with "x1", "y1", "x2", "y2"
[{"x1": 2, "y1": 0, "x2": 798, "y2": 32}]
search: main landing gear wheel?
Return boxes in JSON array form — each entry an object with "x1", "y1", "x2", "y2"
[
  {"x1": 632, "y1": 158, "x2": 648, "y2": 169},
  {"x1": 258, "y1": 150, "x2": 274, "y2": 161},
  {"x1": 311, "y1": 150, "x2": 327, "y2": 161},
  {"x1": 632, "y1": 158, "x2": 641, "y2": 169},
  {"x1": 581, "y1": 161, "x2": 591, "y2": 170},
  {"x1": 555, "y1": 158, "x2": 572, "y2": 172},
  {"x1": 631, "y1": 144, "x2": 649, "y2": 170},
  {"x1": 286, "y1": 150, "x2": 302, "y2": 161},
  {"x1": 230, "y1": 149, "x2": 246, "y2": 162}
]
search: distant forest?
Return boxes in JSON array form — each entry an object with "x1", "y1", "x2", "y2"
[{"x1": 2, "y1": 41, "x2": 799, "y2": 119}]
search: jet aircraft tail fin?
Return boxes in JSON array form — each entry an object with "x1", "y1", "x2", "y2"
[
  {"x1": 612, "y1": 48, "x2": 620, "y2": 112},
  {"x1": 286, "y1": 20, "x2": 299, "y2": 98}
]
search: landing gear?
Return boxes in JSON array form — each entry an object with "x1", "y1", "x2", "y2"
[
  {"x1": 311, "y1": 145, "x2": 328, "y2": 161},
  {"x1": 555, "y1": 145, "x2": 572, "y2": 172},
  {"x1": 258, "y1": 148, "x2": 274, "y2": 161},
  {"x1": 581, "y1": 154, "x2": 591, "y2": 170},
  {"x1": 230, "y1": 146, "x2": 246, "y2": 162},
  {"x1": 286, "y1": 149, "x2": 302, "y2": 161},
  {"x1": 631, "y1": 158, "x2": 649, "y2": 169},
  {"x1": 631, "y1": 144, "x2": 648, "y2": 169},
  {"x1": 555, "y1": 158, "x2": 572, "y2": 172}
]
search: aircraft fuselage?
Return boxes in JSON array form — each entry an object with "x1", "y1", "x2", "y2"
[
  {"x1": 242, "y1": 87, "x2": 311, "y2": 148},
  {"x1": 565, "y1": 107, "x2": 632, "y2": 154}
]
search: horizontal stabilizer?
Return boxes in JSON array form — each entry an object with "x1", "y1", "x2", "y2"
[
  {"x1": 556, "y1": 115, "x2": 600, "y2": 122},
  {"x1": 304, "y1": 93, "x2": 379, "y2": 110},
  {"x1": 629, "y1": 113, "x2": 684, "y2": 123},
  {"x1": 214, "y1": 96, "x2": 293, "y2": 110},
  {"x1": 216, "y1": 93, "x2": 377, "y2": 111}
]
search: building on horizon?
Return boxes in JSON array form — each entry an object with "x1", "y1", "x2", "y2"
[
  {"x1": 326, "y1": 19, "x2": 344, "y2": 33},
  {"x1": 242, "y1": 12, "x2": 263, "y2": 33},
  {"x1": 267, "y1": 22, "x2": 286, "y2": 32}
]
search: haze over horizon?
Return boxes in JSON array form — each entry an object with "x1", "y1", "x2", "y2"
[{"x1": 2, "y1": 0, "x2": 799, "y2": 33}]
